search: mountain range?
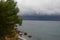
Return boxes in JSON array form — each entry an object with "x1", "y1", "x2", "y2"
[{"x1": 18, "y1": 14, "x2": 60, "y2": 21}]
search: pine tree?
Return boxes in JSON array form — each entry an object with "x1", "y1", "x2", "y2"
[{"x1": 0, "y1": 0, "x2": 22, "y2": 40}]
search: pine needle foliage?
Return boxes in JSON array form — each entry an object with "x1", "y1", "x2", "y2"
[{"x1": 0, "y1": 0, "x2": 22, "y2": 40}]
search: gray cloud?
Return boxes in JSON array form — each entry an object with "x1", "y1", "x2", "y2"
[{"x1": 16, "y1": 0, "x2": 60, "y2": 15}]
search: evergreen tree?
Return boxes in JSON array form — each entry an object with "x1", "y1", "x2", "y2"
[{"x1": 0, "y1": 0, "x2": 22, "y2": 40}]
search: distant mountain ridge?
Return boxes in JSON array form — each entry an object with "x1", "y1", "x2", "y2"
[{"x1": 18, "y1": 14, "x2": 60, "y2": 21}]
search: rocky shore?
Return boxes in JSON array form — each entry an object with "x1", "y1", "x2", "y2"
[
  {"x1": 4, "y1": 27, "x2": 32, "y2": 40},
  {"x1": 4, "y1": 29, "x2": 26, "y2": 40}
]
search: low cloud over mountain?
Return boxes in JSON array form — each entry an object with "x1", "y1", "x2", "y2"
[{"x1": 16, "y1": 0, "x2": 60, "y2": 15}]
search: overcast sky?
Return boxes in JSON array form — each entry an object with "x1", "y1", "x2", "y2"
[{"x1": 16, "y1": 0, "x2": 60, "y2": 15}]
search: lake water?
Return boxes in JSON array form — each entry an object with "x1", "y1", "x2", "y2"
[{"x1": 18, "y1": 20, "x2": 60, "y2": 40}]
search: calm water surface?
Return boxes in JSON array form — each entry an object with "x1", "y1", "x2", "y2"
[{"x1": 18, "y1": 20, "x2": 60, "y2": 40}]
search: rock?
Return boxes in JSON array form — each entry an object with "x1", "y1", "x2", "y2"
[
  {"x1": 24, "y1": 32, "x2": 28, "y2": 35},
  {"x1": 28, "y1": 35, "x2": 32, "y2": 38}
]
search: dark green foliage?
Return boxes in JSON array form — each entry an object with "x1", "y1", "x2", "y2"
[{"x1": 0, "y1": 0, "x2": 22, "y2": 39}]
